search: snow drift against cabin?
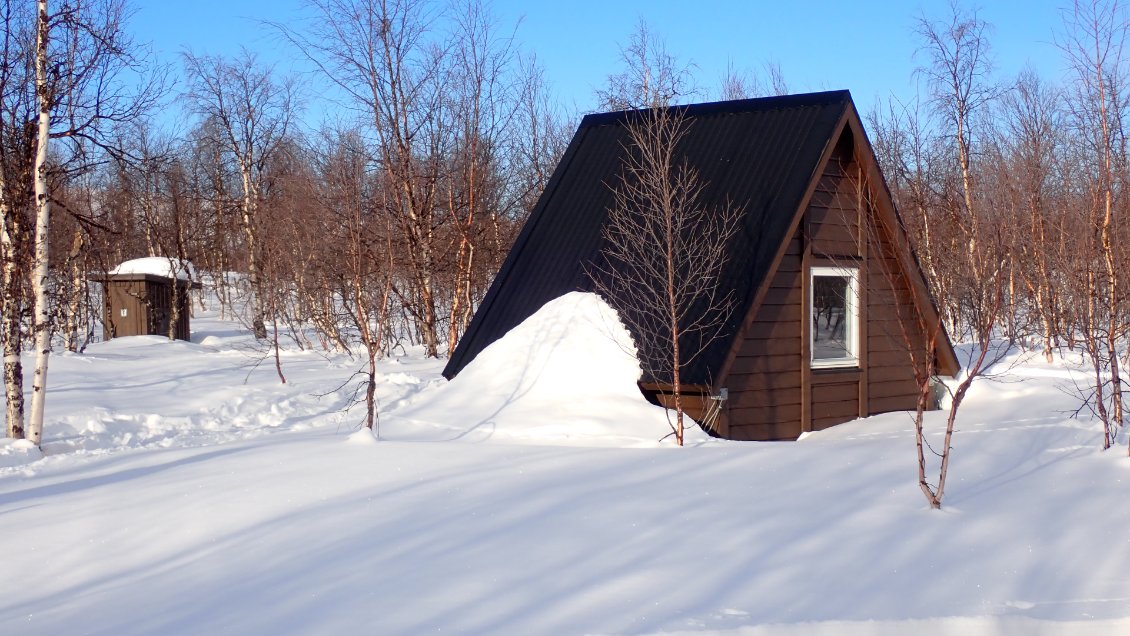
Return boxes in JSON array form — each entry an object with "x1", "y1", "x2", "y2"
[
  {"x1": 392, "y1": 291, "x2": 710, "y2": 445},
  {"x1": 108, "y1": 256, "x2": 197, "y2": 281}
]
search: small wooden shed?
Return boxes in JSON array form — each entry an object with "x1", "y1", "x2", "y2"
[
  {"x1": 95, "y1": 258, "x2": 201, "y2": 341},
  {"x1": 443, "y1": 90, "x2": 959, "y2": 441}
]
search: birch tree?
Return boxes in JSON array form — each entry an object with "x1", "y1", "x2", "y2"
[
  {"x1": 21, "y1": 0, "x2": 161, "y2": 444},
  {"x1": 912, "y1": 4, "x2": 1011, "y2": 508},
  {"x1": 590, "y1": 107, "x2": 742, "y2": 446},
  {"x1": 1059, "y1": 0, "x2": 1130, "y2": 450},
  {"x1": 596, "y1": 20, "x2": 698, "y2": 111},
  {"x1": 0, "y1": 0, "x2": 35, "y2": 439},
  {"x1": 281, "y1": 0, "x2": 449, "y2": 357},
  {"x1": 182, "y1": 50, "x2": 296, "y2": 340}
]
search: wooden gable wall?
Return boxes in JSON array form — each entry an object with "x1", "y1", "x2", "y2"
[{"x1": 716, "y1": 127, "x2": 934, "y2": 441}]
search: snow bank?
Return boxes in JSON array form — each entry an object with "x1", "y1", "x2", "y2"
[
  {"x1": 0, "y1": 438, "x2": 42, "y2": 468},
  {"x1": 109, "y1": 256, "x2": 196, "y2": 281},
  {"x1": 390, "y1": 291, "x2": 708, "y2": 446}
]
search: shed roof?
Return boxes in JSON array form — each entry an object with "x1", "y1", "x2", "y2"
[
  {"x1": 443, "y1": 90, "x2": 952, "y2": 383},
  {"x1": 110, "y1": 256, "x2": 197, "y2": 282}
]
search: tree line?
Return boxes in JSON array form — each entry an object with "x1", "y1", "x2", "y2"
[
  {"x1": 1, "y1": 0, "x2": 569, "y2": 441},
  {"x1": 870, "y1": 0, "x2": 1130, "y2": 455}
]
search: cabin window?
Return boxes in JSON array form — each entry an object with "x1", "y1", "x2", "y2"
[{"x1": 810, "y1": 266, "x2": 859, "y2": 368}]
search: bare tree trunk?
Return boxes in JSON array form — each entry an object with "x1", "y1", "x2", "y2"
[
  {"x1": 1, "y1": 200, "x2": 24, "y2": 439},
  {"x1": 1061, "y1": 0, "x2": 1129, "y2": 442},
  {"x1": 1095, "y1": 36, "x2": 1124, "y2": 429},
  {"x1": 183, "y1": 51, "x2": 293, "y2": 342},
  {"x1": 239, "y1": 173, "x2": 266, "y2": 339},
  {"x1": 63, "y1": 229, "x2": 84, "y2": 352},
  {"x1": 666, "y1": 229, "x2": 683, "y2": 446},
  {"x1": 589, "y1": 108, "x2": 741, "y2": 446},
  {"x1": 27, "y1": 0, "x2": 52, "y2": 446}
]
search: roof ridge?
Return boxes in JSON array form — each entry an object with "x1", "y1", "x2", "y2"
[{"x1": 580, "y1": 90, "x2": 852, "y2": 128}]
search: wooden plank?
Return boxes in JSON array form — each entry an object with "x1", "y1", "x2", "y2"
[
  {"x1": 858, "y1": 195, "x2": 870, "y2": 418},
  {"x1": 773, "y1": 257, "x2": 803, "y2": 274},
  {"x1": 800, "y1": 219, "x2": 813, "y2": 434},
  {"x1": 729, "y1": 353, "x2": 803, "y2": 374},
  {"x1": 868, "y1": 328, "x2": 916, "y2": 348},
  {"x1": 783, "y1": 235, "x2": 803, "y2": 255},
  {"x1": 810, "y1": 369, "x2": 862, "y2": 384},
  {"x1": 868, "y1": 339, "x2": 921, "y2": 356},
  {"x1": 650, "y1": 394, "x2": 711, "y2": 421},
  {"x1": 748, "y1": 320, "x2": 802, "y2": 340},
  {"x1": 868, "y1": 317, "x2": 919, "y2": 335},
  {"x1": 726, "y1": 371, "x2": 802, "y2": 391},
  {"x1": 808, "y1": 190, "x2": 837, "y2": 208},
  {"x1": 869, "y1": 394, "x2": 918, "y2": 414},
  {"x1": 811, "y1": 240, "x2": 860, "y2": 259},
  {"x1": 728, "y1": 404, "x2": 803, "y2": 427},
  {"x1": 769, "y1": 276, "x2": 802, "y2": 291},
  {"x1": 761, "y1": 286, "x2": 802, "y2": 306},
  {"x1": 813, "y1": 413, "x2": 857, "y2": 431},
  {"x1": 868, "y1": 379, "x2": 920, "y2": 400},
  {"x1": 727, "y1": 421, "x2": 803, "y2": 441},
  {"x1": 867, "y1": 365, "x2": 917, "y2": 383},
  {"x1": 811, "y1": 381, "x2": 860, "y2": 403},
  {"x1": 812, "y1": 398, "x2": 859, "y2": 419},
  {"x1": 737, "y1": 337, "x2": 798, "y2": 357},
  {"x1": 728, "y1": 389, "x2": 802, "y2": 410},
  {"x1": 868, "y1": 349, "x2": 917, "y2": 367},
  {"x1": 753, "y1": 303, "x2": 801, "y2": 323},
  {"x1": 809, "y1": 203, "x2": 857, "y2": 223},
  {"x1": 867, "y1": 275, "x2": 912, "y2": 293},
  {"x1": 868, "y1": 300, "x2": 918, "y2": 316}
]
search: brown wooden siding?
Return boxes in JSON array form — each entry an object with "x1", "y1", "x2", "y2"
[
  {"x1": 100, "y1": 275, "x2": 195, "y2": 341},
  {"x1": 104, "y1": 280, "x2": 152, "y2": 340},
  {"x1": 808, "y1": 138, "x2": 861, "y2": 260},
  {"x1": 864, "y1": 221, "x2": 927, "y2": 415},
  {"x1": 719, "y1": 129, "x2": 932, "y2": 441},
  {"x1": 724, "y1": 228, "x2": 804, "y2": 441}
]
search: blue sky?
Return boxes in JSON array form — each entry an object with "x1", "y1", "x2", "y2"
[{"x1": 130, "y1": 0, "x2": 1067, "y2": 123}]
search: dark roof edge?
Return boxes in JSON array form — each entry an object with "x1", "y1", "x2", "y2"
[
  {"x1": 89, "y1": 273, "x2": 201, "y2": 288},
  {"x1": 442, "y1": 119, "x2": 595, "y2": 379},
  {"x1": 579, "y1": 90, "x2": 852, "y2": 128}
]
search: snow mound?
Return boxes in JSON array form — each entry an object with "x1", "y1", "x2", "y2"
[
  {"x1": 0, "y1": 438, "x2": 43, "y2": 469},
  {"x1": 390, "y1": 291, "x2": 709, "y2": 446},
  {"x1": 110, "y1": 256, "x2": 196, "y2": 281},
  {"x1": 345, "y1": 428, "x2": 379, "y2": 445}
]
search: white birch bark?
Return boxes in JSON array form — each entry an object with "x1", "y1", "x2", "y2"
[
  {"x1": 1, "y1": 198, "x2": 24, "y2": 439},
  {"x1": 27, "y1": 0, "x2": 52, "y2": 445}
]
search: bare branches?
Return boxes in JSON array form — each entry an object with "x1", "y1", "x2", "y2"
[
  {"x1": 182, "y1": 50, "x2": 298, "y2": 340},
  {"x1": 1059, "y1": 0, "x2": 1130, "y2": 447},
  {"x1": 596, "y1": 20, "x2": 698, "y2": 110},
  {"x1": 589, "y1": 107, "x2": 742, "y2": 445}
]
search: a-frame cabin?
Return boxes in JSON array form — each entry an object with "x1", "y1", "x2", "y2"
[{"x1": 443, "y1": 90, "x2": 959, "y2": 441}]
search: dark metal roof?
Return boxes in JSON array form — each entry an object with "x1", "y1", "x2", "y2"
[{"x1": 443, "y1": 90, "x2": 853, "y2": 383}]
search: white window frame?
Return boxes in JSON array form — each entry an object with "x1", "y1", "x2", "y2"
[{"x1": 809, "y1": 266, "x2": 860, "y2": 369}]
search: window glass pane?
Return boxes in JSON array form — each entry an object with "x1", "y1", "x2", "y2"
[{"x1": 813, "y1": 274, "x2": 851, "y2": 360}]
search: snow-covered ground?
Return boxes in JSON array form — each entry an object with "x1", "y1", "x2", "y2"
[{"x1": 1, "y1": 292, "x2": 1128, "y2": 635}]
